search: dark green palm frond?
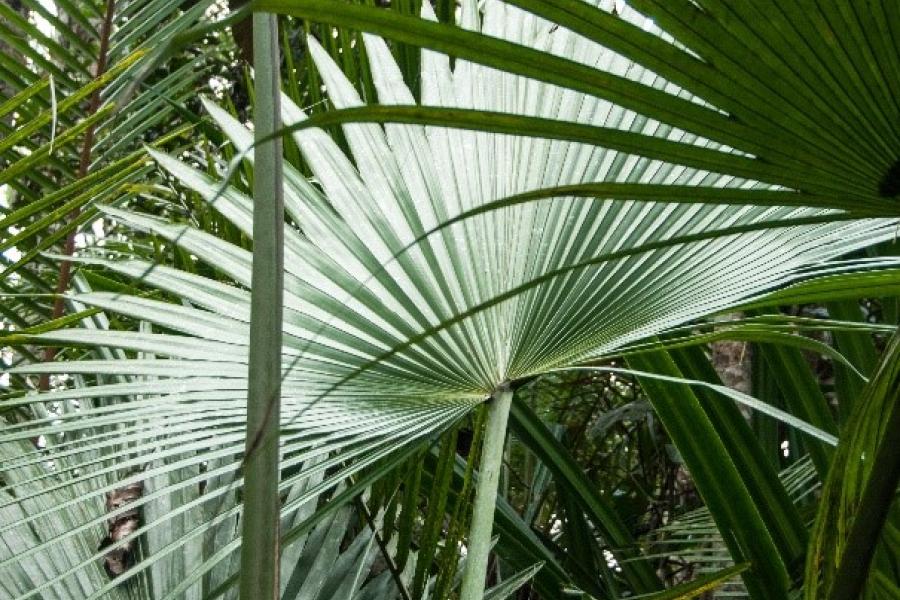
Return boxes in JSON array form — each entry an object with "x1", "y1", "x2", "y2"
[{"x1": 263, "y1": 0, "x2": 900, "y2": 216}]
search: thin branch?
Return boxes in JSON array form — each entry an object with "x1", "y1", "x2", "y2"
[{"x1": 39, "y1": 0, "x2": 116, "y2": 390}]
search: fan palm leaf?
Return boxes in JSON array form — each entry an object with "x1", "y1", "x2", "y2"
[{"x1": 2, "y1": 3, "x2": 898, "y2": 598}]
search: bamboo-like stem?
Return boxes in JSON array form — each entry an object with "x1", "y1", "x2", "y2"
[
  {"x1": 460, "y1": 384, "x2": 514, "y2": 600},
  {"x1": 239, "y1": 11, "x2": 284, "y2": 600}
]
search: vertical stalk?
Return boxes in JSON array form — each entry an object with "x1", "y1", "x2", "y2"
[
  {"x1": 460, "y1": 384, "x2": 514, "y2": 600},
  {"x1": 40, "y1": 0, "x2": 116, "y2": 391},
  {"x1": 239, "y1": 10, "x2": 284, "y2": 600}
]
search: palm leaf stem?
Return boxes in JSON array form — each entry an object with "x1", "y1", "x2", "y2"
[
  {"x1": 238, "y1": 10, "x2": 285, "y2": 600},
  {"x1": 460, "y1": 385, "x2": 513, "y2": 600}
]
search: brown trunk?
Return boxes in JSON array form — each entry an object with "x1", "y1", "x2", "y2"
[{"x1": 39, "y1": 0, "x2": 117, "y2": 390}]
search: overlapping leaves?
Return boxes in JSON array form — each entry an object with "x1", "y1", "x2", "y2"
[{"x1": 2, "y1": 3, "x2": 899, "y2": 598}]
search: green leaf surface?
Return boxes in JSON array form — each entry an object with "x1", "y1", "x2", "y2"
[{"x1": 805, "y1": 329, "x2": 900, "y2": 600}]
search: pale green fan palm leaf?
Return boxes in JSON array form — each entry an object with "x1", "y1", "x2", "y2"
[{"x1": 2, "y1": 5, "x2": 898, "y2": 598}]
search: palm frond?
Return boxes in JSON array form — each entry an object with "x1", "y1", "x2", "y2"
[
  {"x1": 2, "y1": 4, "x2": 898, "y2": 598},
  {"x1": 263, "y1": 0, "x2": 900, "y2": 216}
]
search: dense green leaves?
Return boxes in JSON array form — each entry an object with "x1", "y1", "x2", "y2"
[
  {"x1": 625, "y1": 352, "x2": 792, "y2": 600},
  {"x1": 508, "y1": 399, "x2": 660, "y2": 594},
  {"x1": 3, "y1": 1, "x2": 900, "y2": 599},
  {"x1": 805, "y1": 329, "x2": 900, "y2": 600}
]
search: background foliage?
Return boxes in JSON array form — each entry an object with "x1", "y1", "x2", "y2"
[{"x1": 1, "y1": 1, "x2": 899, "y2": 599}]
